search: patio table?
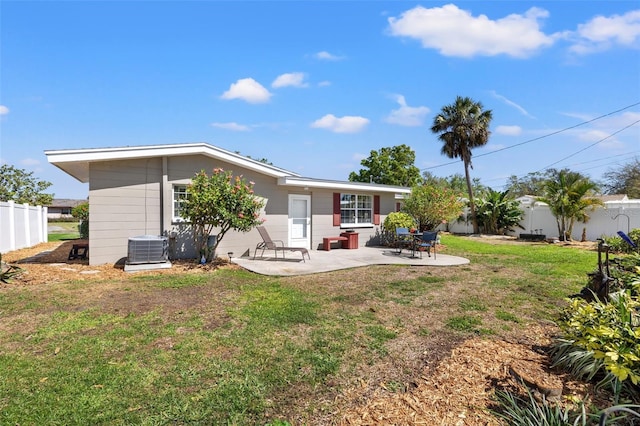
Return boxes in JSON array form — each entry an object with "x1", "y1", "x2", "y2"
[{"x1": 396, "y1": 231, "x2": 422, "y2": 258}]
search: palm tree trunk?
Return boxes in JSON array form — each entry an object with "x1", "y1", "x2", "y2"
[{"x1": 463, "y1": 161, "x2": 479, "y2": 234}]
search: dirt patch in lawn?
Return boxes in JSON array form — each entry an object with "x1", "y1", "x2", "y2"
[
  {"x1": 1, "y1": 238, "x2": 604, "y2": 425},
  {"x1": 2, "y1": 240, "x2": 239, "y2": 287}
]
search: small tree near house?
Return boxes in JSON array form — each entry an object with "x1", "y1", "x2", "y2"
[
  {"x1": 402, "y1": 183, "x2": 465, "y2": 232},
  {"x1": 72, "y1": 202, "x2": 89, "y2": 239},
  {"x1": 180, "y1": 168, "x2": 265, "y2": 261}
]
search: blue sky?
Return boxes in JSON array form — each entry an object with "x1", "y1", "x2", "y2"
[{"x1": 1, "y1": 1, "x2": 639, "y2": 200}]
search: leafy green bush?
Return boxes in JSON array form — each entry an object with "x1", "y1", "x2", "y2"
[
  {"x1": 72, "y1": 202, "x2": 89, "y2": 239},
  {"x1": 383, "y1": 211, "x2": 416, "y2": 232},
  {"x1": 602, "y1": 228, "x2": 640, "y2": 254},
  {"x1": 553, "y1": 291, "x2": 640, "y2": 401},
  {"x1": 381, "y1": 212, "x2": 416, "y2": 246}
]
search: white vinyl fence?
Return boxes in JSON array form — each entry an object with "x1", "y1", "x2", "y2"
[
  {"x1": 0, "y1": 201, "x2": 48, "y2": 253},
  {"x1": 446, "y1": 198, "x2": 640, "y2": 241}
]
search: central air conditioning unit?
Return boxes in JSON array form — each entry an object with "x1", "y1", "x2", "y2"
[{"x1": 125, "y1": 235, "x2": 170, "y2": 271}]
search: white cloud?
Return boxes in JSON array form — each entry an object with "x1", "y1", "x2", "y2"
[
  {"x1": 0, "y1": 105, "x2": 9, "y2": 115},
  {"x1": 560, "y1": 111, "x2": 594, "y2": 121},
  {"x1": 272, "y1": 72, "x2": 309, "y2": 88},
  {"x1": 578, "y1": 129, "x2": 624, "y2": 149},
  {"x1": 387, "y1": 4, "x2": 557, "y2": 58},
  {"x1": 310, "y1": 114, "x2": 370, "y2": 133},
  {"x1": 353, "y1": 152, "x2": 367, "y2": 161},
  {"x1": 384, "y1": 94, "x2": 430, "y2": 126},
  {"x1": 318, "y1": 80, "x2": 331, "y2": 87},
  {"x1": 21, "y1": 158, "x2": 40, "y2": 166},
  {"x1": 314, "y1": 51, "x2": 344, "y2": 61},
  {"x1": 495, "y1": 125, "x2": 522, "y2": 136},
  {"x1": 220, "y1": 78, "x2": 272, "y2": 104},
  {"x1": 210, "y1": 122, "x2": 250, "y2": 131},
  {"x1": 489, "y1": 91, "x2": 535, "y2": 119},
  {"x1": 570, "y1": 10, "x2": 640, "y2": 54}
]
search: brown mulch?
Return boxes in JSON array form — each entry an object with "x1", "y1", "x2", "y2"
[
  {"x1": 338, "y1": 324, "x2": 593, "y2": 425},
  {"x1": 2, "y1": 240, "x2": 237, "y2": 286},
  {"x1": 2, "y1": 239, "x2": 601, "y2": 425}
]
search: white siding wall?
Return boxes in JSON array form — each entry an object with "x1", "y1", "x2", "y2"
[{"x1": 89, "y1": 159, "x2": 162, "y2": 265}]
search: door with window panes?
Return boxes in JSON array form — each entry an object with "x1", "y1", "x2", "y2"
[{"x1": 288, "y1": 194, "x2": 311, "y2": 248}]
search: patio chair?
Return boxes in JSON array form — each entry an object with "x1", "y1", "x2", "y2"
[
  {"x1": 416, "y1": 231, "x2": 439, "y2": 259},
  {"x1": 395, "y1": 227, "x2": 413, "y2": 254},
  {"x1": 253, "y1": 226, "x2": 310, "y2": 262}
]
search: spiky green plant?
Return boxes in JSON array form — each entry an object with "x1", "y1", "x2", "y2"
[
  {"x1": 0, "y1": 253, "x2": 22, "y2": 284},
  {"x1": 492, "y1": 387, "x2": 586, "y2": 426}
]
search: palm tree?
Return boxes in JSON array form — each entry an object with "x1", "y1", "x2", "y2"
[
  {"x1": 431, "y1": 96, "x2": 493, "y2": 234},
  {"x1": 538, "y1": 170, "x2": 602, "y2": 241}
]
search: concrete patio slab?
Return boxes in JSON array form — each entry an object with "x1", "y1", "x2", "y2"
[{"x1": 232, "y1": 246, "x2": 470, "y2": 276}]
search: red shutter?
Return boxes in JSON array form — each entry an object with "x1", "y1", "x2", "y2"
[
  {"x1": 333, "y1": 193, "x2": 341, "y2": 226},
  {"x1": 396, "y1": 202, "x2": 401, "y2": 212},
  {"x1": 373, "y1": 195, "x2": 380, "y2": 225}
]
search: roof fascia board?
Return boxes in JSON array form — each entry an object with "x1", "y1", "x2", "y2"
[
  {"x1": 45, "y1": 143, "x2": 298, "y2": 178},
  {"x1": 277, "y1": 176, "x2": 411, "y2": 194}
]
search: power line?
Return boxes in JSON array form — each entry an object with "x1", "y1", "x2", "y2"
[
  {"x1": 421, "y1": 101, "x2": 640, "y2": 171},
  {"x1": 488, "y1": 151, "x2": 640, "y2": 190},
  {"x1": 534, "y1": 119, "x2": 640, "y2": 173}
]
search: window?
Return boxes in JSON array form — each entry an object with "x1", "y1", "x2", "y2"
[
  {"x1": 173, "y1": 185, "x2": 189, "y2": 221},
  {"x1": 340, "y1": 194, "x2": 372, "y2": 225}
]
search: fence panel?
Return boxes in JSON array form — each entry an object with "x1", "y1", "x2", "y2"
[
  {"x1": 445, "y1": 200, "x2": 640, "y2": 240},
  {"x1": 0, "y1": 201, "x2": 48, "y2": 253}
]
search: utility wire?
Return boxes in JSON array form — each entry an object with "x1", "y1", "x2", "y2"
[
  {"x1": 487, "y1": 151, "x2": 640, "y2": 189},
  {"x1": 421, "y1": 101, "x2": 640, "y2": 171},
  {"x1": 534, "y1": 119, "x2": 640, "y2": 173}
]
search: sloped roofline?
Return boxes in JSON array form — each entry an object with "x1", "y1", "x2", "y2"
[
  {"x1": 45, "y1": 142, "x2": 301, "y2": 183},
  {"x1": 277, "y1": 176, "x2": 411, "y2": 194}
]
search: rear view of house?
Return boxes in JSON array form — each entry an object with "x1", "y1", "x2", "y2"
[{"x1": 46, "y1": 143, "x2": 410, "y2": 265}]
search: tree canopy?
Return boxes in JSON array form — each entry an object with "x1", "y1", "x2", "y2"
[
  {"x1": 504, "y1": 171, "x2": 551, "y2": 198},
  {"x1": 181, "y1": 168, "x2": 265, "y2": 260},
  {"x1": 431, "y1": 96, "x2": 492, "y2": 234},
  {"x1": 402, "y1": 183, "x2": 465, "y2": 232},
  {"x1": 422, "y1": 171, "x2": 485, "y2": 197},
  {"x1": 0, "y1": 165, "x2": 53, "y2": 206},
  {"x1": 348, "y1": 144, "x2": 421, "y2": 187},
  {"x1": 601, "y1": 158, "x2": 640, "y2": 199}
]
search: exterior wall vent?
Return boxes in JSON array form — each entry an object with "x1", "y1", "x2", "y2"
[{"x1": 127, "y1": 235, "x2": 169, "y2": 264}]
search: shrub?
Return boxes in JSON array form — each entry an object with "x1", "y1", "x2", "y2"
[
  {"x1": 402, "y1": 183, "x2": 464, "y2": 232},
  {"x1": 381, "y1": 212, "x2": 416, "y2": 246},
  {"x1": 553, "y1": 291, "x2": 640, "y2": 401},
  {"x1": 72, "y1": 202, "x2": 89, "y2": 239},
  {"x1": 603, "y1": 228, "x2": 640, "y2": 254},
  {"x1": 382, "y1": 212, "x2": 416, "y2": 233}
]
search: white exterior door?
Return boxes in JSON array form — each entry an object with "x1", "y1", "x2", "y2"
[{"x1": 288, "y1": 194, "x2": 311, "y2": 248}]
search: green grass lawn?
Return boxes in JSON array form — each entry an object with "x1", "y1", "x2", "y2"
[
  {"x1": 48, "y1": 221, "x2": 81, "y2": 241},
  {"x1": 0, "y1": 235, "x2": 597, "y2": 425}
]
